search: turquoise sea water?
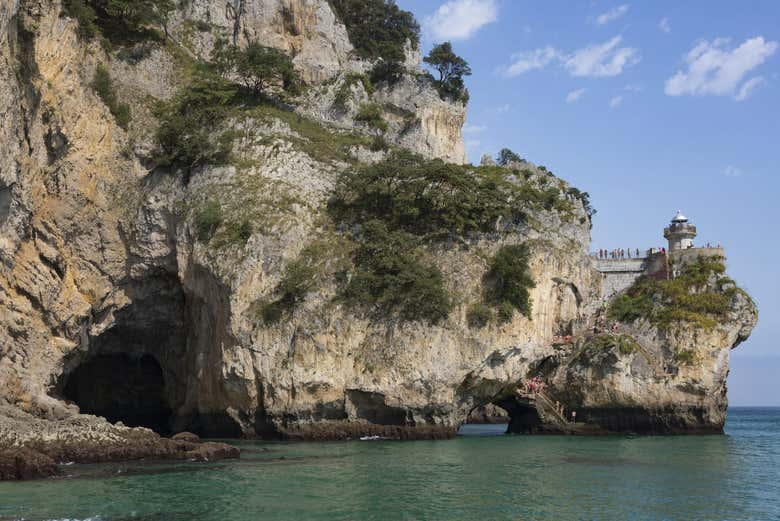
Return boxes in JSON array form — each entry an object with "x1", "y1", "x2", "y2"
[{"x1": 2, "y1": 408, "x2": 779, "y2": 521}]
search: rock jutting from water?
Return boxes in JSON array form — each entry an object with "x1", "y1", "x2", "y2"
[{"x1": 0, "y1": 0, "x2": 757, "y2": 478}]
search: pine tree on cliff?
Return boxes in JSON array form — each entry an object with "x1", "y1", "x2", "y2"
[{"x1": 424, "y1": 42, "x2": 472, "y2": 103}]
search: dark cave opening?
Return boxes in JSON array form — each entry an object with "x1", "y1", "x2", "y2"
[
  {"x1": 494, "y1": 397, "x2": 543, "y2": 434},
  {"x1": 62, "y1": 353, "x2": 173, "y2": 435}
]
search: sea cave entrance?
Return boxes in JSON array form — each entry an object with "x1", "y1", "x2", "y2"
[
  {"x1": 62, "y1": 353, "x2": 173, "y2": 435},
  {"x1": 56, "y1": 276, "x2": 187, "y2": 436},
  {"x1": 495, "y1": 397, "x2": 543, "y2": 434},
  {"x1": 459, "y1": 397, "x2": 543, "y2": 436}
]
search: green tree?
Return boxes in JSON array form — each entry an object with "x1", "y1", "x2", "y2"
[
  {"x1": 153, "y1": 65, "x2": 237, "y2": 172},
  {"x1": 150, "y1": 0, "x2": 175, "y2": 39},
  {"x1": 234, "y1": 42, "x2": 299, "y2": 96},
  {"x1": 484, "y1": 244, "x2": 535, "y2": 318},
  {"x1": 63, "y1": 0, "x2": 99, "y2": 39},
  {"x1": 212, "y1": 36, "x2": 238, "y2": 78},
  {"x1": 328, "y1": 0, "x2": 419, "y2": 63},
  {"x1": 65, "y1": 0, "x2": 176, "y2": 41},
  {"x1": 496, "y1": 148, "x2": 523, "y2": 166},
  {"x1": 342, "y1": 220, "x2": 452, "y2": 324},
  {"x1": 369, "y1": 59, "x2": 405, "y2": 86},
  {"x1": 423, "y1": 42, "x2": 471, "y2": 103},
  {"x1": 354, "y1": 103, "x2": 388, "y2": 132}
]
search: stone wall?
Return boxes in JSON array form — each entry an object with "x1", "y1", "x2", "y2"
[
  {"x1": 593, "y1": 258, "x2": 646, "y2": 298},
  {"x1": 644, "y1": 252, "x2": 670, "y2": 281},
  {"x1": 670, "y1": 247, "x2": 725, "y2": 277}
]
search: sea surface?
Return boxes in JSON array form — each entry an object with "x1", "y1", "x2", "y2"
[{"x1": 2, "y1": 408, "x2": 779, "y2": 521}]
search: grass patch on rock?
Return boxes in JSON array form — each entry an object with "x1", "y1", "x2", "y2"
[
  {"x1": 92, "y1": 64, "x2": 131, "y2": 129},
  {"x1": 253, "y1": 244, "x2": 325, "y2": 324},
  {"x1": 354, "y1": 103, "x2": 388, "y2": 132},
  {"x1": 244, "y1": 104, "x2": 374, "y2": 164},
  {"x1": 609, "y1": 256, "x2": 736, "y2": 330},
  {"x1": 588, "y1": 334, "x2": 641, "y2": 355}
]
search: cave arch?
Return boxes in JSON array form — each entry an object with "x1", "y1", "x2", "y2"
[
  {"x1": 493, "y1": 396, "x2": 543, "y2": 434},
  {"x1": 62, "y1": 353, "x2": 173, "y2": 435},
  {"x1": 462, "y1": 397, "x2": 543, "y2": 435}
]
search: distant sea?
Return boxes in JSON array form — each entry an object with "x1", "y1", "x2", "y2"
[{"x1": 2, "y1": 408, "x2": 779, "y2": 521}]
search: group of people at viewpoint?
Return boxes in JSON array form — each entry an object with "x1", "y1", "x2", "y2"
[{"x1": 597, "y1": 248, "x2": 643, "y2": 259}]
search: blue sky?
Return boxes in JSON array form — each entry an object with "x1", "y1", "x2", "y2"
[{"x1": 397, "y1": 0, "x2": 780, "y2": 406}]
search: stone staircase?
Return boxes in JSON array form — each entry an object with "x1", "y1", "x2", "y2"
[
  {"x1": 534, "y1": 391, "x2": 569, "y2": 427},
  {"x1": 513, "y1": 387, "x2": 600, "y2": 434}
]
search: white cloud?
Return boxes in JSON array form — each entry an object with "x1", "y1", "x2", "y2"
[
  {"x1": 596, "y1": 5, "x2": 629, "y2": 26},
  {"x1": 566, "y1": 88, "x2": 586, "y2": 103},
  {"x1": 463, "y1": 124, "x2": 487, "y2": 133},
  {"x1": 724, "y1": 165, "x2": 743, "y2": 177},
  {"x1": 465, "y1": 139, "x2": 482, "y2": 151},
  {"x1": 659, "y1": 17, "x2": 671, "y2": 34},
  {"x1": 425, "y1": 0, "x2": 498, "y2": 41},
  {"x1": 609, "y1": 95, "x2": 624, "y2": 108},
  {"x1": 735, "y1": 76, "x2": 766, "y2": 101},
  {"x1": 487, "y1": 103, "x2": 511, "y2": 114},
  {"x1": 501, "y1": 36, "x2": 639, "y2": 78},
  {"x1": 564, "y1": 36, "x2": 641, "y2": 77},
  {"x1": 502, "y1": 47, "x2": 561, "y2": 77},
  {"x1": 665, "y1": 37, "x2": 778, "y2": 99}
]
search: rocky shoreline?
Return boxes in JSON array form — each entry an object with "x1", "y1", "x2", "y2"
[
  {"x1": 0, "y1": 435, "x2": 240, "y2": 481},
  {"x1": 0, "y1": 406, "x2": 239, "y2": 481}
]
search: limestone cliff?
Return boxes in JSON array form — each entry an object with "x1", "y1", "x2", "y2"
[{"x1": 0, "y1": 0, "x2": 758, "y2": 470}]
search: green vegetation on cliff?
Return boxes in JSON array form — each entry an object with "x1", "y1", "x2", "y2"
[
  {"x1": 194, "y1": 201, "x2": 222, "y2": 241},
  {"x1": 153, "y1": 65, "x2": 236, "y2": 171},
  {"x1": 219, "y1": 39, "x2": 301, "y2": 96},
  {"x1": 153, "y1": 43, "x2": 300, "y2": 173},
  {"x1": 466, "y1": 245, "x2": 536, "y2": 328},
  {"x1": 484, "y1": 244, "x2": 535, "y2": 320},
  {"x1": 466, "y1": 302, "x2": 493, "y2": 328},
  {"x1": 588, "y1": 334, "x2": 640, "y2": 355},
  {"x1": 609, "y1": 256, "x2": 737, "y2": 330},
  {"x1": 496, "y1": 148, "x2": 523, "y2": 166},
  {"x1": 327, "y1": 153, "x2": 557, "y2": 324},
  {"x1": 354, "y1": 103, "x2": 388, "y2": 132},
  {"x1": 423, "y1": 42, "x2": 471, "y2": 104},
  {"x1": 327, "y1": 0, "x2": 419, "y2": 63},
  {"x1": 63, "y1": 0, "x2": 173, "y2": 44},
  {"x1": 339, "y1": 221, "x2": 452, "y2": 324},
  {"x1": 334, "y1": 73, "x2": 375, "y2": 110},
  {"x1": 254, "y1": 244, "x2": 326, "y2": 324},
  {"x1": 91, "y1": 64, "x2": 131, "y2": 129},
  {"x1": 329, "y1": 151, "x2": 567, "y2": 239},
  {"x1": 327, "y1": 0, "x2": 420, "y2": 87}
]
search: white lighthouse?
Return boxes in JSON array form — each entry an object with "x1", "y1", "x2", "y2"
[{"x1": 663, "y1": 211, "x2": 697, "y2": 251}]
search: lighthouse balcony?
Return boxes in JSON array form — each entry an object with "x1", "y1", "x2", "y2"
[{"x1": 664, "y1": 223, "x2": 697, "y2": 237}]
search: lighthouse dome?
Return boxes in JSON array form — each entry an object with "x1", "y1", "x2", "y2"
[{"x1": 672, "y1": 211, "x2": 688, "y2": 223}]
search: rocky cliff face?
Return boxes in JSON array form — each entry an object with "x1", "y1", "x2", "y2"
[
  {"x1": 0, "y1": 0, "x2": 758, "y2": 468},
  {"x1": 172, "y1": 0, "x2": 467, "y2": 163}
]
